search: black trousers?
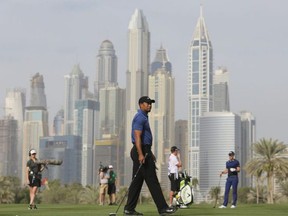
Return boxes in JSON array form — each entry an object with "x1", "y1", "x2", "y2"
[{"x1": 124, "y1": 145, "x2": 168, "y2": 213}]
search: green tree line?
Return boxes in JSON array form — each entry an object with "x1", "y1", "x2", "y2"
[{"x1": 1, "y1": 138, "x2": 288, "y2": 205}]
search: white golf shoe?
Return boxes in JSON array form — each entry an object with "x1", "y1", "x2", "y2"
[
  {"x1": 218, "y1": 205, "x2": 227, "y2": 208},
  {"x1": 231, "y1": 205, "x2": 236, "y2": 208}
]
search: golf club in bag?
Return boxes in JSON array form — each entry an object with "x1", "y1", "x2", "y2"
[
  {"x1": 172, "y1": 170, "x2": 194, "y2": 208},
  {"x1": 109, "y1": 153, "x2": 148, "y2": 216}
]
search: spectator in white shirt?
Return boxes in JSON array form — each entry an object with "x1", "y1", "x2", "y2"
[{"x1": 168, "y1": 146, "x2": 182, "y2": 207}]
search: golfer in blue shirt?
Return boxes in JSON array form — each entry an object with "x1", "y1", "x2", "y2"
[
  {"x1": 219, "y1": 151, "x2": 240, "y2": 209},
  {"x1": 124, "y1": 96, "x2": 176, "y2": 216}
]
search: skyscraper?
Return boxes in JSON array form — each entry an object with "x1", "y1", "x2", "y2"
[
  {"x1": 74, "y1": 99, "x2": 99, "y2": 185},
  {"x1": 175, "y1": 120, "x2": 188, "y2": 169},
  {"x1": 99, "y1": 87, "x2": 125, "y2": 136},
  {"x1": 95, "y1": 39, "x2": 125, "y2": 137},
  {"x1": 213, "y1": 67, "x2": 230, "y2": 112},
  {"x1": 53, "y1": 109, "x2": 64, "y2": 136},
  {"x1": 150, "y1": 45, "x2": 172, "y2": 75},
  {"x1": 22, "y1": 73, "x2": 49, "y2": 184},
  {"x1": 240, "y1": 111, "x2": 256, "y2": 187},
  {"x1": 199, "y1": 112, "x2": 241, "y2": 199},
  {"x1": 126, "y1": 9, "x2": 150, "y2": 110},
  {"x1": 30, "y1": 73, "x2": 47, "y2": 108},
  {"x1": 4, "y1": 88, "x2": 26, "y2": 178},
  {"x1": 94, "y1": 40, "x2": 118, "y2": 101},
  {"x1": 125, "y1": 8, "x2": 150, "y2": 184},
  {"x1": 64, "y1": 64, "x2": 89, "y2": 135},
  {"x1": 188, "y1": 7, "x2": 213, "y2": 180},
  {"x1": 0, "y1": 116, "x2": 18, "y2": 177},
  {"x1": 94, "y1": 39, "x2": 126, "y2": 185},
  {"x1": 39, "y1": 135, "x2": 82, "y2": 184},
  {"x1": 149, "y1": 46, "x2": 175, "y2": 185}
]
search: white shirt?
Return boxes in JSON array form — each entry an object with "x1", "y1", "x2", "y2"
[
  {"x1": 168, "y1": 153, "x2": 180, "y2": 178},
  {"x1": 99, "y1": 171, "x2": 109, "y2": 184}
]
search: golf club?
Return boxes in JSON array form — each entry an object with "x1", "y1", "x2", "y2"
[
  {"x1": 109, "y1": 153, "x2": 148, "y2": 216},
  {"x1": 213, "y1": 175, "x2": 222, "y2": 208}
]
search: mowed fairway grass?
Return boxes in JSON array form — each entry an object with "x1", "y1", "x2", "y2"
[{"x1": 1, "y1": 203, "x2": 288, "y2": 216}]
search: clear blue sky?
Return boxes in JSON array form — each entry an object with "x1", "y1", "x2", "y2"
[{"x1": 0, "y1": 0, "x2": 287, "y2": 143}]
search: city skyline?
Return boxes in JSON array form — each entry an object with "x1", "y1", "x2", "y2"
[{"x1": 0, "y1": 0, "x2": 288, "y2": 143}]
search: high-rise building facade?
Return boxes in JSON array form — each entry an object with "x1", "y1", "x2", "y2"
[
  {"x1": 30, "y1": 73, "x2": 47, "y2": 108},
  {"x1": 22, "y1": 73, "x2": 49, "y2": 184},
  {"x1": 53, "y1": 109, "x2": 64, "y2": 136},
  {"x1": 94, "y1": 39, "x2": 126, "y2": 185},
  {"x1": 64, "y1": 64, "x2": 89, "y2": 135},
  {"x1": 125, "y1": 9, "x2": 150, "y2": 184},
  {"x1": 149, "y1": 46, "x2": 175, "y2": 185},
  {"x1": 39, "y1": 135, "x2": 82, "y2": 184},
  {"x1": 95, "y1": 39, "x2": 125, "y2": 138},
  {"x1": 188, "y1": 7, "x2": 213, "y2": 181},
  {"x1": 99, "y1": 87, "x2": 125, "y2": 136},
  {"x1": 213, "y1": 67, "x2": 230, "y2": 112},
  {"x1": 94, "y1": 40, "x2": 118, "y2": 101},
  {"x1": 150, "y1": 45, "x2": 172, "y2": 75},
  {"x1": 74, "y1": 99, "x2": 99, "y2": 186},
  {"x1": 199, "y1": 112, "x2": 241, "y2": 200},
  {"x1": 22, "y1": 108, "x2": 49, "y2": 173},
  {"x1": 175, "y1": 120, "x2": 188, "y2": 169},
  {"x1": 240, "y1": 111, "x2": 256, "y2": 187},
  {"x1": 0, "y1": 116, "x2": 18, "y2": 177},
  {"x1": 4, "y1": 88, "x2": 26, "y2": 178}
]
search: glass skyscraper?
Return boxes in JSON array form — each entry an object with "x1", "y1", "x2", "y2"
[
  {"x1": 22, "y1": 73, "x2": 49, "y2": 184},
  {"x1": 199, "y1": 112, "x2": 241, "y2": 199},
  {"x1": 74, "y1": 99, "x2": 99, "y2": 185},
  {"x1": 213, "y1": 67, "x2": 230, "y2": 112},
  {"x1": 188, "y1": 7, "x2": 213, "y2": 180},
  {"x1": 64, "y1": 64, "x2": 89, "y2": 135}
]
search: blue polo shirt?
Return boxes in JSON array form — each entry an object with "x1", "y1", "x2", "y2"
[
  {"x1": 226, "y1": 159, "x2": 240, "y2": 177},
  {"x1": 131, "y1": 109, "x2": 153, "y2": 146}
]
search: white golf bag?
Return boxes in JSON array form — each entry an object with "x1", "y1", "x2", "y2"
[{"x1": 173, "y1": 171, "x2": 194, "y2": 206}]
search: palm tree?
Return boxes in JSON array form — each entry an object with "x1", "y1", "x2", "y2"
[
  {"x1": 245, "y1": 138, "x2": 288, "y2": 204},
  {"x1": 254, "y1": 169, "x2": 264, "y2": 204},
  {"x1": 279, "y1": 180, "x2": 288, "y2": 198}
]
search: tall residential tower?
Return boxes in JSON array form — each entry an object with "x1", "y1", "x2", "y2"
[
  {"x1": 64, "y1": 64, "x2": 89, "y2": 135},
  {"x1": 125, "y1": 9, "x2": 150, "y2": 184},
  {"x1": 4, "y1": 88, "x2": 26, "y2": 178},
  {"x1": 188, "y1": 7, "x2": 213, "y2": 180},
  {"x1": 149, "y1": 46, "x2": 175, "y2": 186},
  {"x1": 213, "y1": 67, "x2": 230, "y2": 112},
  {"x1": 22, "y1": 73, "x2": 49, "y2": 184},
  {"x1": 94, "y1": 40, "x2": 118, "y2": 101}
]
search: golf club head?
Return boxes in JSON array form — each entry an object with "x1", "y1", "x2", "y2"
[{"x1": 109, "y1": 213, "x2": 116, "y2": 216}]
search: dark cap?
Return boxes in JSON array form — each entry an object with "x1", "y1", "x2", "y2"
[
  {"x1": 138, "y1": 96, "x2": 155, "y2": 104},
  {"x1": 171, "y1": 146, "x2": 180, "y2": 153},
  {"x1": 228, "y1": 151, "x2": 235, "y2": 156}
]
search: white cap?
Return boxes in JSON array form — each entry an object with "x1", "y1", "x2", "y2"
[
  {"x1": 109, "y1": 165, "x2": 113, "y2": 169},
  {"x1": 30, "y1": 149, "x2": 37, "y2": 155}
]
